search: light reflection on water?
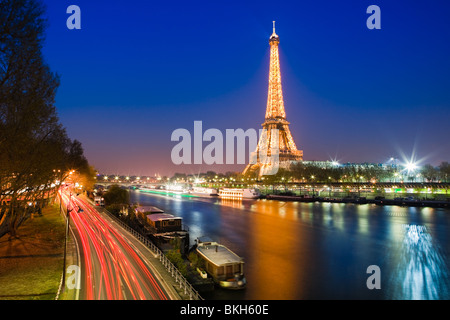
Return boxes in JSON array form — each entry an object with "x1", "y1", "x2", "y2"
[
  {"x1": 130, "y1": 191, "x2": 450, "y2": 300},
  {"x1": 388, "y1": 224, "x2": 449, "y2": 300}
]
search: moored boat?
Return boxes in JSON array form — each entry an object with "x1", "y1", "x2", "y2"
[
  {"x1": 219, "y1": 188, "x2": 261, "y2": 199},
  {"x1": 195, "y1": 237, "x2": 246, "y2": 290},
  {"x1": 189, "y1": 186, "x2": 219, "y2": 197},
  {"x1": 139, "y1": 185, "x2": 190, "y2": 196}
]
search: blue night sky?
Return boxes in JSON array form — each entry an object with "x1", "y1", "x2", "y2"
[{"x1": 41, "y1": 0, "x2": 450, "y2": 176}]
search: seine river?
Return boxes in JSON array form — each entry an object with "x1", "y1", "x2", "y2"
[{"x1": 130, "y1": 190, "x2": 450, "y2": 300}]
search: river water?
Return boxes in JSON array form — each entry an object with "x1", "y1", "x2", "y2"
[{"x1": 130, "y1": 190, "x2": 450, "y2": 300}]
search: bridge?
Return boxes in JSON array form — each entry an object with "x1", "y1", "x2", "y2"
[
  {"x1": 95, "y1": 180, "x2": 450, "y2": 192},
  {"x1": 95, "y1": 181, "x2": 165, "y2": 188}
]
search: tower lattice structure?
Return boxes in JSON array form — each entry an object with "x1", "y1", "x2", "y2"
[{"x1": 244, "y1": 22, "x2": 303, "y2": 176}]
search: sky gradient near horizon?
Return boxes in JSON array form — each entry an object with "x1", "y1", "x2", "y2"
[{"x1": 41, "y1": 0, "x2": 450, "y2": 176}]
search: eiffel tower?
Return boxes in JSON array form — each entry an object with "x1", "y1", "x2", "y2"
[{"x1": 243, "y1": 22, "x2": 303, "y2": 176}]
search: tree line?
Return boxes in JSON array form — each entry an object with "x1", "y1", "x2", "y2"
[
  {"x1": 170, "y1": 162, "x2": 450, "y2": 185},
  {"x1": 271, "y1": 162, "x2": 450, "y2": 184},
  {"x1": 0, "y1": 0, "x2": 94, "y2": 238}
]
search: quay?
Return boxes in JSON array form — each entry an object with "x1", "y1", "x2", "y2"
[{"x1": 264, "y1": 194, "x2": 450, "y2": 208}]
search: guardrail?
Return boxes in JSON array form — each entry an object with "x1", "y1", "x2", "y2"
[{"x1": 98, "y1": 204, "x2": 203, "y2": 300}]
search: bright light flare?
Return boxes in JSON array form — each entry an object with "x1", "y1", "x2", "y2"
[{"x1": 405, "y1": 161, "x2": 418, "y2": 173}]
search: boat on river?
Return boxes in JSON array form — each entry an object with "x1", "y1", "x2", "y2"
[
  {"x1": 189, "y1": 186, "x2": 219, "y2": 197},
  {"x1": 219, "y1": 188, "x2": 261, "y2": 199},
  {"x1": 139, "y1": 185, "x2": 190, "y2": 196},
  {"x1": 194, "y1": 237, "x2": 246, "y2": 290}
]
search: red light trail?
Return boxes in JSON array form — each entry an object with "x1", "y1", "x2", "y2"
[{"x1": 60, "y1": 188, "x2": 168, "y2": 300}]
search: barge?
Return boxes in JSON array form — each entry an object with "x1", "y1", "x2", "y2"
[
  {"x1": 195, "y1": 237, "x2": 246, "y2": 290},
  {"x1": 135, "y1": 205, "x2": 190, "y2": 254}
]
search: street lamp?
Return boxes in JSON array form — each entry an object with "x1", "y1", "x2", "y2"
[
  {"x1": 61, "y1": 189, "x2": 83, "y2": 291},
  {"x1": 61, "y1": 191, "x2": 73, "y2": 290}
]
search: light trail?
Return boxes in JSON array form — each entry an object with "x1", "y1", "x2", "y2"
[{"x1": 60, "y1": 187, "x2": 168, "y2": 300}]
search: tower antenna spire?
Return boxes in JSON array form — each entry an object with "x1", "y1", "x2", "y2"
[{"x1": 273, "y1": 21, "x2": 276, "y2": 34}]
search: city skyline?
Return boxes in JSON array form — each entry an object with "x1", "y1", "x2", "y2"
[{"x1": 42, "y1": 0, "x2": 450, "y2": 176}]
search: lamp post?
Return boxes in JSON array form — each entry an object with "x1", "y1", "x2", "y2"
[
  {"x1": 61, "y1": 191, "x2": 73, "y2": 290},
  {"x1": 328, "y1": 177, "x2": 332, "y2": 197},
  {"x1": 311, "y1": 175, "x2": 315, "y2": 197},
  {"x1": 358, "y1": 176, "x2": 364, "y2": 197}
]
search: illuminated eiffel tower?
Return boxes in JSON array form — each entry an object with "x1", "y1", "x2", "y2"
[{"x1": 244, "y1": 22, "x2": 303, "y2": 176}]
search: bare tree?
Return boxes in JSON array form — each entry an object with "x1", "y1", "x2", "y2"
[{"x1": 0, "y1": 0, "x2": 94, "y2": 238}]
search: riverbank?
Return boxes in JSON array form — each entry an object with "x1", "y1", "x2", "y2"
[
  {"x1": 264, "y1": 194, "x2": 450, "y2": 208},
  {"x1": 0, "y1": 203, "x2": 65, "y2": 300}
]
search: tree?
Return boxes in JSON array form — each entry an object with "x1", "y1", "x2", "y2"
[
  {"x1": 64, "y1": 139, "x2": 96, "y2": 191},
  {"x1": 0, "y1": 0, "x2": 93, "y2": 238},
  {"x1": 421, "y1": 164, "x2": 438, "y2": 182},
  {"x1": 102, "y1": 185, "x2": 130, "y2": 217},
  {"x1": 166, "y1": 249, "x2": 188, "y2": 277},
  {"x1": 103, "y1": 185, "x2": 129, "y2": 206},
  {"x1": 172, "y1": 172, "x2": 187, "y2": 181},
  {"x1": 439, "y1": 162, "x2": 450, "y2": 182}
]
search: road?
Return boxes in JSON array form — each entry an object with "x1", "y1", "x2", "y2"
[{"x1": 60, "y1": 189, "x2": 176, "y2": 300}]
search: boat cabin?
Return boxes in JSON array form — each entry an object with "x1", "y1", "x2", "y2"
[
  {"x1": 145, "y1": 213, "x2": 182, "y2": 233},
  {"x1": 135, "y1": 205, "x2": 165, "y2": 215},
  {"x1": 195, "y1": 238, "x2": 245, "y2": 289}
]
